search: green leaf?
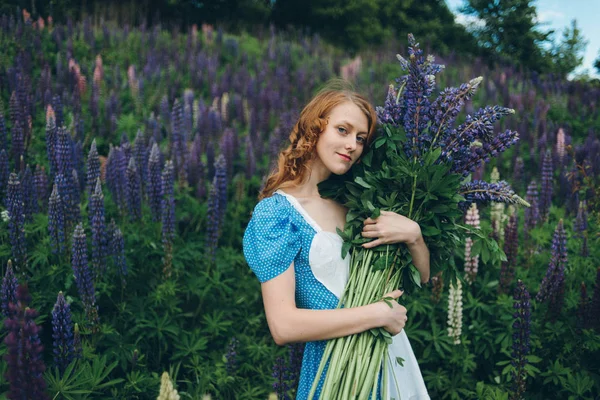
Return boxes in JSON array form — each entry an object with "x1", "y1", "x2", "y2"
[{"x1": 355, "y1": 176, "x2": 372, "y2": 189}]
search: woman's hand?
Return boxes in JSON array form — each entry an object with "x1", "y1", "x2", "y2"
[
  {"x1": 373, "y1": 289, "x2": 407, "y2": 335},
  {"x1": 361, "y1": 210, "x2": 422, "y2": 249}
]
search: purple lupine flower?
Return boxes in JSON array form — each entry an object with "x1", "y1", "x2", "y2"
[
  {"x1": 245, "y1": 136, "x2": 256, "y2": 181},
  {"x1": 376, "y1": 84, "x2": 403, "y2": 127},
  {"x1": 20, "y1": 164, "x2": 38, "y2": 221},
  {"x1": 219, "y1": 128, "x2": 235, "y2": 178},
  {"x1": 45, "y1": 105, "x2": 58, "y2": 176},
  {"x1": 214, "y1": 154, "x2": 228, "y2": 227},
  {"x1": 0, "y1": 112, "x2": 6, "y2": 150},
  {"x1": 499, "y1": 213, "x2": 518, "y2": 294},
  {"x1": 427, "y1": 77, "x2": 483, "y2": 148},
  {"x1": 444, "y1": 106, "x2": 515, "y2": 174},
  {"x1": 73, "y1": 323, "x2": 82, "y2": 360},
  {"x1": 111, "y1": 224, "x2": 127, "y2": 285},
  {"x1": 188, "y1": 133, "x2": 204, "y2": 187},
  {"x1": 6, "y1": 173, "x2": 26, "y2": 269},
  {"x1": 0, "y1": 149, "x2": 9, "y2": 201},
  {"x1": 86, "y1": 139, "x2": 100, "y2": 197},
  {"x1": 288, "y1": 342, "x2": 305, "y2": 395},
  {"x1": 48, "y1": 183, "x2": 66, "y2": 254},
  {"x1": 34, "y1": 164, "x2": 48, "y2": 211},
  {"x1": 52, "y1": 291, "x2": 74, "y2": 373},
  {"x1": 9, "y1": 90, "x2": 21, "y2": 127},
  {"x1": 161, "y1": 161, "x2": 176, "y2": 278},
  {"x1": 89, "y1": 179, "x2": 106, "y2": 276},
  {"x1": 272, "y1": 355, "x2": 291, "y2": 400},
  {"x1": 73, "y1": 141, "x2": 85, "y2": 192},
  {"x1": 225, "y1": 337, "x2": 239, "y2": 375},
  {"x1": 588, "y1": 268, "x2": 600, "y2": 331},
  {"x1": 10, "y1": 120, "x2": 24, "y2": 166},
  {"x1": 4, "y1": 285, "x2": 50, "y2": 400},
  {"x1": 54, "y1": 172, "x2": 73, "y2": 231},
  {"x1": 511, "y1": 280, "x2": 531, "y2": 400},
  {"x1": 460, "y1": 129, "x2": 520, "y2": 176},
  {"x1": 539, "y1": 149, "x2": 553, "y2": 221},
  {"x1": 1, "y1": 260, "x2": 18, "y2": 317},
  {"x1": 160, "y1": 95, "x2": 170, "y2": 128},
  {"x1": 512, "y1": 156, "x2": 524, "y2": 190},
  {"x1": 52, "y1": 94, "x2": 64, "y2": 128},
  {"x1": 459, "y1": 180, "x2": 529, "y2": 210},
  {"x1": 524, "y1": 180, "x2": 540, "y2": 232},
  {"x1": 170, "y1": 100, "x2": 188, "y2": 184},
  {"x1": 55, "y1": 126, "x2": 73, "y2": 178},
  {"x1": 126, "y1": 158, "x2": 142, "y2": 220},
  {"x1": 106, "y1": 145, "x2": 128, "y2": 212},
  {"x1": 71, "y1": 169, "x2": 81, "y2": 223},
  {"x1": 206, "y1": 178, "x2": 220, "y2": 262},
  {"x1": 71, "y1": 223, "x2": 98, "y2": 326},
  {"x1": 575, "y1": 200, "x2": 589, "y2": 257},
  {"x1": 147, "y1": 143, "x2": 162, "y2": 221},
  {"x1": 536, "y1": 219, "x2": 567, "y2": 320},
  {"x1": 133, "y1": 130, "x2": 148, "y2": 194}
]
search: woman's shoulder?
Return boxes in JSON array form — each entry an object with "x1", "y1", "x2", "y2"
[{"x1": 251, "y1": 192, "x2": 291, "y2": 218}]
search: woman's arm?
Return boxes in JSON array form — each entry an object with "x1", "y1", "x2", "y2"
[
  {"x1": 406, "y1": 234, "x2": 430, "y2": 283},
  {"x1": 361, "y1": 210, "x2": 430, "y2": 283},
  {"x1": 261, "y1": 262, "x2": 407, "y2": 346}
]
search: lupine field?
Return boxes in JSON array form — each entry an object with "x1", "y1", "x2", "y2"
[{"x1": 0, "y1": 9, "x2": 599, "y2": 400}]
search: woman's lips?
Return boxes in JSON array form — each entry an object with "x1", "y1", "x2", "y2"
[{"x1": 338, "y1": 153, "x2": 351, "y2": 161}]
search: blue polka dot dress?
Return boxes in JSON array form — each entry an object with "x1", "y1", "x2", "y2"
[{"x1": 243, "y1": 190, "x2": 430, "y2": 400}]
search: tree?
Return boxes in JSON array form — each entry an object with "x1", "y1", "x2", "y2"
[
  {"x1": 549, "y1": 19, "x2": 588, "y2": 78},
  {"x1": 461, "y1": 0, "x2": 552, "y2": 72},
  {"x1": 595, "y1": 53, "x2": 600, "y2": 75}
]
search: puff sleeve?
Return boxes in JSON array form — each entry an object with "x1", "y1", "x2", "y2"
[{"x1": 243, "y1": 196, "x2": 302, "y2": 283}]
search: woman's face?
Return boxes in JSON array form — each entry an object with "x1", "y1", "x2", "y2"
[{"x1": 314, "y1": 101, "x2": 369, "y2": 176}]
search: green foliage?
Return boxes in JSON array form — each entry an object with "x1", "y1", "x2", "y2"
[{"x1": 461, "y1": 0, "x2": 553, "y2": 72}]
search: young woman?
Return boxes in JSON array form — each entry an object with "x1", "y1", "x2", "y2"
[{"x1": 243, "y1": 86, "x2": 430, "y2": 399}]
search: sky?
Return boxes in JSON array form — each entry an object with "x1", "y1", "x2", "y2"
[{"x1": 445, "y1": 0, "x2": 600, "y2": 78}]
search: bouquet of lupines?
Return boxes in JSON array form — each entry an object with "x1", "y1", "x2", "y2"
[{"x1": 310, "y1": 35, "x2": 529, "y2": 399}]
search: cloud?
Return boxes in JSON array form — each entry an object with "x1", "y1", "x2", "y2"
[
  {"x1": 536, "y1": 9, "x2": 565, "y2": 23},
  {"x1": 454, "y1": 13, "x2": 486, "y2": 29}
]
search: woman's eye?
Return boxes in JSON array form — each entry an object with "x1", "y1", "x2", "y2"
[
  {"x1": 337, "y1": 127, "x2": 347, "y2": 134},
  {"x1": 357, "y1": 136, "x2": 366, "y2": 144}
]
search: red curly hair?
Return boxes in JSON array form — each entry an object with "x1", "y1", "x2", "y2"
[{"x1": 259, "y1": 87, "x2": 377, "y2": 200}]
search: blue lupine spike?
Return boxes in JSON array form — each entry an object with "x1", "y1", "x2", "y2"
[
  {"x1": 0, "y1": 112, "x2": 6, "y2": 150},
  {"x1": 7, "y1": 173, "x2": 26, "y2": 268},
  {"x1": 214, "y1": 154, "x2": 228, "y2": 230},
  {"x1": 111, "y1": 224, "x2": 127, "y2": 285},
  {"x1": 71, "y1": 169, "x2": 81, "y2": 223},
  {"x1": 161, "y1": 161, "x2": 176, "y2": 278},
  {"x1": 225, "y1": 337, "x2": 239, "y2": 375},
  {"x1": 126, "y1": 157, "x2": 142, "y2": 220},
  {"x1": 0, "y1": 150, "x2": 9, "y2": 201},
  {"x1": 500, "y1": 213, "x2": 518, "y2": 293},
  {"x1": 524, "y1": 180, "x2": 540, "y2": 231},
  {"x1": 71, "y1": 223, "x2": 98, "y2": 325},
  {"x1": 133, "y1": 129, "x2": 148, "y2": 194},
  {"x1": 147, "y1": 143, "x2": 162, "y2": 221},
  {"x1": 34, "y1": 164, "x2": 48, "y2": 211},
  {"x1": 48, "y1": 183, "x2": 66, "y2": 254},
  {"x1": 206, "y1": 178, "x2": 220, "y2": 261},
  {"x1": 86, "y1": 139, "x2": 100, "y2": 197},
  {"x1": 161, "y1": 160, "x2": 175, "y2": 243},
  {"x1": 3, "y1": 284, "x2": 50, "y2": 399},
  {"x1": 52, "y1": 291, "x2": 74, "y2": 373},
  {"x1": 540, "y1": 149, "x2": 553, "y2": 221},
  {"x1": 536, "y1": 219, "x2": 567, "y2": 320},
  {"x1": 45, "y1": 105, "x2": 57, "y2": 176},
  {"x1": 89, "y1": 178, "x2": 106, "y2": 276},
  {"x1": 459, "y1": 180, "x2": 529, "y2": 210},
  {"x1": 1, "y1": 260, "x2": 18, "y2": 317},
  {"x1": 10, "y1": 120, "x2": 24, "y2": 166}
]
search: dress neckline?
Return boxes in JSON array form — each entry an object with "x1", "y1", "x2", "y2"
[{"x1": 274, "y1": 189, "x2": 328, "y2": 234}]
